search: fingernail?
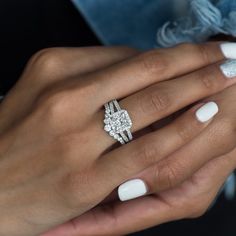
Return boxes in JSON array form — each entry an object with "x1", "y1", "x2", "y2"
[
  {"x1": 220, "y1": 43, "x2": 236, "y2": 59},
  {"x1": 220, "y1": 59, "x2": 236, "y2": 78},
  {"x1": 118, "y1": 179, "x2": 148, "y2": 201},
  {"x1": 196, "y1": 102, "x2": 219, "y2": 123}
]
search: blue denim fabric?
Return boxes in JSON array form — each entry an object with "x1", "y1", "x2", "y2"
[
  {"x1": 71, "y1": 0, "x2": 236, "y2": 49},
  {"x1": 71, "y1": 0, "x2": 181, "y2": 49},
  {"x1": 157, "y1": 0, "x2": 236, "y2": 47},
  {"x1": 71, "y1": 0, "x2": 236, "y2": 201}
]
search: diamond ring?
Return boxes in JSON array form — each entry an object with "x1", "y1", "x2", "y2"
[{"x1": 104, "y1": 100, "x2": 133, "y2": 144}]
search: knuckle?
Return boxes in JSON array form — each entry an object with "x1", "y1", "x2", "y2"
[
  {"x1": 198, "y1": 65, "x2": 223, "y2": 92},
  {"x1": 176, "y1": 118, "x2": 195, "y2": 142},
  {"x1": 157, "y1": 161, "x2": 181, "y2": 189},
  {"x1": 29, "y1": 48, "x2": 67, "y2": 75},
  {"x1": 139, "y1": 87, "x2": 171, "y2": 115},
  {"x1": 195, "y1": 44, "x2": 212, "y2": 64},
  {"x1": 177, "y1": 43, "x2": 212, "y2": 64},
  {"x1": 194, "y1": 44, "x2": 212, "y2": 64},
  {"x1": 137, "y1": 50, "x2": 168, "y2": 75},
  {"x1": 137, "y1": 138, "x2": 160, "y2": 166},
  {"x1": 152, "y1": 165, "x2": 161, "y2": 192}
]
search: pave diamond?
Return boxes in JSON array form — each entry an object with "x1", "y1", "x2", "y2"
[
  {"x1": 104, "y1": 110, "x2": 132, "y2": 134},
  {"x1": 104, "y1": 125, "x2": 111, "y2": 132}
]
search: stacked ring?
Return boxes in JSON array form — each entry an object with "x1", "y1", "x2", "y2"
[{"x1": 104, "y1": 100, "x2": 133, "y2": 144}]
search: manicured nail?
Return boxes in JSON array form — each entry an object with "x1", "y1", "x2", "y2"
[
  {"x1": 196, "y1": 102, "x2": 219, "y2": 123},
  {"x1": 220, "y1": 43, "x2": 236, "y2": 59},
  {"x1": 118, "y1": 179, "x2": 148, "y2": 201},
  {"x1": 220, "y1": 59, "x2": 236, "y2": 78}
]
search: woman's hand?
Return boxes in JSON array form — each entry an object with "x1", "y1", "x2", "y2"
[
  {"x1": 45, "y1": 149, "x2": 236, "y2": 236},
  {"x1": 0, "y1": 43, "x2": 233, "y2": 236},
  {"x1": 40, "y1": 43, "x2": 236, "y2": 236}
]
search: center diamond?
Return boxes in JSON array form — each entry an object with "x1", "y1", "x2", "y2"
[{"x1": 105, "y1": 110, "x2": 132, "y2": 133}]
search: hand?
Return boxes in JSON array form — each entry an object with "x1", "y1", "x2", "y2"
[
  {"x1": 45, "y1": 150, "x2": 236, "y2": 236},
  {"x1": 41, "y1": 43, "x2": 236, "y2": 236},
  {"x1": 0, "y1": 46, "x2": 143, "y2": 235}
]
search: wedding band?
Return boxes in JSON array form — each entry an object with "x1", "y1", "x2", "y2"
[{"x1": 103, "y1": 100, "x2": 133, "y2": 144}]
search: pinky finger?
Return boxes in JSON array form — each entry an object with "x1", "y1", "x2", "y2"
[
  {"x1": 98, "y1": 101, "x2": 219, "y2": 200},
  {"x1": 41, "y1": 149, "x2": 236, "y2": 236}
]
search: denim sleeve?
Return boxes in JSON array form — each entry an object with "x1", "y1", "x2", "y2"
[
  {"x1": 71, "y1": 0, "x2": 236, "y2": 49},
  {"x1": 71, "y1": 0, "x2": 184, "y2": 49}
]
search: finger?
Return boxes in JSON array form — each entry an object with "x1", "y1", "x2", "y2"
[
  {"x1": 42, "y1": 150, "x2": 236, "y2": 236},
  {"x1": 23, "y1": 46, "x2": 139, "y2": 84},
  {"x1": 95, "y1": 59, "x2": 236, "y2": 149},
  {"x1": 138, "y1": 83, "x2": 236, "y2": 193},
  {"x1": 8, "y1": 46, "x2": 139, "y2": 96},
  {"x1": 88, "y1": 42, "x2": 227, "y2": 107},
  {"x1": 41, "y1": 196, "x2": 169, "y2": 236},
  {"x1": 97, "y1": 102, "x2": 219, "y2": 194},
  {"x1": 0, "y1": 47, "x2": 138, "y2": 133}
]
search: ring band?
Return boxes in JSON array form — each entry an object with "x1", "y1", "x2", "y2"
[{"x1": 104, "y1": 100, "x2": 133, "y2": 144}]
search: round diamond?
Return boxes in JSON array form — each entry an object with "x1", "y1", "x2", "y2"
[
  {"x1": 109, "y1": 130, "x2": 115, "y2": 136},
  {"x1": 104, "y1": 125, "x2": 111, "y2": 132},
  {"x1": 104, "y1": 119, "x2": 110, "y2": 124}
]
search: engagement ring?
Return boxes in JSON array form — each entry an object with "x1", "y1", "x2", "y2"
[{"x1": 104, "y1": 100, "x2": 133, "y2": 144}]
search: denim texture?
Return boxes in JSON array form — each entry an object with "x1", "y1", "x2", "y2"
[
  {"x1": 72, "y1": 0, "x2": 236, "y2": 49},
  {"x1": 71, "y1": 0, "x2": 178, "y2": 49},
  {"x1": 157, "y1": 0, "x2": 236, "y2": 47},
  {"x1": 71, "y1": 0, "x2": 236, "y2": 201}
]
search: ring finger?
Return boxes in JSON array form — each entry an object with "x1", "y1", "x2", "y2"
[{"x1": 94, "y1": 59, "x2": 236, "y2": 150}]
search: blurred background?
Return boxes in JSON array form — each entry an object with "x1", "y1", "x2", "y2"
[
  {"x1": 0, "y1": 1, "x2": 235, "y2": 235},
  {"x1": 0, "y1": 0, "x2": 100, "y2": 95}
]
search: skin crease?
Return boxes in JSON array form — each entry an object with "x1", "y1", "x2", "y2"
[{"x1": 0, "y1": 43, "x2": 236, "y2": 236}]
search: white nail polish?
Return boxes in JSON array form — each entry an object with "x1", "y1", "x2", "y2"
[
  {"x1": 118, "y1": 179, "x2": 148, "y2": 201},
  {"x1": 220, "y1": 43, "x2": 236, "y2": 59},
  {"x1": 196, "y1": 102, "x2": 219, "y2": 123},
  {"x1": 220, "y1": 59, "x2": 236, "y2": 78}
]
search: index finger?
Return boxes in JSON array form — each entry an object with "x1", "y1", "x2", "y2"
[{"x1": 89, "y1": 42, "x2": 231, "y2": 108}]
